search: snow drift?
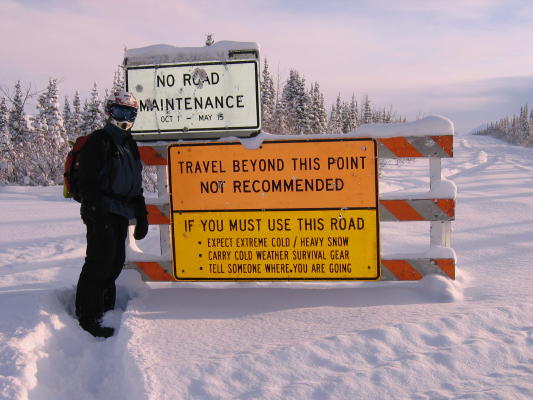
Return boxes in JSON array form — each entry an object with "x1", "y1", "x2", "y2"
[{"x1": 1, "y1": 131, "x2": 532, "y2": 399}]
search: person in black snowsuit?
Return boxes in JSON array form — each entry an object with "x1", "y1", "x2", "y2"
[{"x1": 75, "y1": 90, "x2": 148, "y2": 338}]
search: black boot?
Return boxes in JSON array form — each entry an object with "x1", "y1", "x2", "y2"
[{"x1": 79, "y1": 319, "x2": 115, "y2": 338}]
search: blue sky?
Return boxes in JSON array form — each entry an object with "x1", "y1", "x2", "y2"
[{"x1": 2, "y1": 0, "x2": 533, "y2": 133}]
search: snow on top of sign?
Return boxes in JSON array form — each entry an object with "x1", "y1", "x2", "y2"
[
  {"x1": 351, "y1": 115, "x2": 454, "y2": 138},
  {"x1": 125, "y1": 41, "x2": 260, "y2": 66}
]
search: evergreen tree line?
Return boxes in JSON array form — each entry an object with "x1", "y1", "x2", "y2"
[
  {"x1": 1, "y1": 61, "x2": 405, "y2": 187},
  {"x1": 474, "y1": 104, "x2": 533, "y2": 147},
  {"x1": 0, "y1": 70, "x2": 158, "y2": 189},
  {"x1": 260, "y1": 59, "x2": 405, "y2": 135}
]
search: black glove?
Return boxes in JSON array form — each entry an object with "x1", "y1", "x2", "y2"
[
  {"x1": 80, "y1": 201, "x2": 108, "y2": 224},
  {"x1": 134, "y1": 213, "x2": 148, "y2": 240},
  {"x1": 133, "y1": 196, "x2": 147, "y2": 217},
  {"x1": 133, "y1": 196, "x2": 148, "y2": 240}
]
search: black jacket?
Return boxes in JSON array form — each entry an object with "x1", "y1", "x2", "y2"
[{"x1": 78, "y1": 123, "x2": 145, "y2": 220}]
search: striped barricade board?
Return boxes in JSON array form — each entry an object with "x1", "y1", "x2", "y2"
[
  {"x1": 145, "y1": 198, "x2": 455, "y2": 225},
  {"x1": 129, "y1": 257, "x2": 455, "y2": 282},
  {"x1": 127, "y1": 133, "x2": 455, "y2": 281},
  {"x1": 137, "y1": 135, "x2": 454, "y2": 165}
]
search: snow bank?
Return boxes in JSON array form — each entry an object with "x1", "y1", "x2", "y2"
[
  {"x1": 4, "y1": 132, "x2": 533, "y2": 399},
  {"x1": 420, "y1": 274, "x2": 464, "y2": 302},
  {"x1": 125, "y1": 41, "x2": 260, "y2": 66}
]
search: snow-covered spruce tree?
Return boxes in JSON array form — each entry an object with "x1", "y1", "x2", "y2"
[
  {"x1": 61, "y1": 92, "x2": 80, "y2": 144},
  {"x1": 326, "y1": 103, "x2": 334, "y2": 133},
  {"x1": 112, "y1": 66, "x2": 125, "y2": 92},
  {"x1": 346, "y1": 94, "x2": 359, "y2": 132},
  {"x1": 45, "y1": 79, "x2": 68, "y2": 182},
  {"x1": 63, "y1": 94, "x2": 86, "y2": 142},
  {"x1": 63, "y1": 96, "x2": 76, "y2": 143},
  {"x1": 70, "y1": 91, "x2": 84, "y2": 138},
  {"x1": 316, "y1": 84, "x2": 328, "y2": 134},
  {"x1": 307, "y1": 82, "x2": 327, "y2": 134},
  {"x1": 340, "y1": 100, "x2": 356, "y2": 133},
  {"x1": 504, "y1": 117, "x2": 512, "y2": 139},
  {"x1": 101, "y1": 88, "x2": 109, "y2": 127},
  {"x1": 7, "y1": 81, "x2": 29, "y2": 148},
  {"x1": 81, "y1": 83, "x2": 104, "y2": 134},
  {"x1": 527, "y1": 110, "x2": 533, "y2": 146},
  {"x1": 305, "y1": 85, "x2": 316, "y2": 134},
  {"x1": 270, "y1": 94, "x2": 287, "y2": 134},
  {"x1": 511, "y1": 116, "x2": 519, "y2": 143},
  {"x1": 28, "y1": 91, "x2": 48, "y2": 184},
  {"x1": 268, "y1": 65, "x2": 286, "y2": 134},
  {"x1": 280, "y1": 70, "x2": 297, "y2": 134},
  {"x1": 379, "y1": 109, "x2": 387, "y2": 123},
  {"x1": 518, "y1": 105, "x2": 530, "y2": 144},
  {"x1": 362, "y1": 95, "x2": 372, "y2": 125},
  {"x1": 282, "y1": 70, "x2": 309, "y2": 134},
  {"x1": 29, "y1": 78, "x2": 68, "y2": 185},
  {"x1": 382, "y1": 106, "x2": 393, "y2": 123},
  {"x1": 295, "y1": 74, "x2": 310, "y2": 134},
  {"x1": 326, "y1": 94, "x2": 342, "y2": 134},
  {"x1": 80, "y1": 100, "x2": 90, "y2": 134},
  {"x1": 6, "y1": 81, "x2": 31, "y2": 184},
  {"x1": 0, "y1": 97, "x2": 12, "y2": 184},
  {"x1": 372, "y1": 109, "x2": 382, "y2": 123},
  {"x1": 260, "y1": 58, "x2": 276, "y2": 133}
]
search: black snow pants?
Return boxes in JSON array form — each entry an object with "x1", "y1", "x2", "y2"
[{"x1": 75, "y1": 213, "x2": 129, "y2": 322}]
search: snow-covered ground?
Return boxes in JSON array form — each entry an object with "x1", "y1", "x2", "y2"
[{"x1": 1, "y1": 131, "x2": 532, "y2": 399}]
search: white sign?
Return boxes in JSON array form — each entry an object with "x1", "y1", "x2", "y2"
[{"x1": 126, "y1": 60, "x2": 260, "y2": 139}]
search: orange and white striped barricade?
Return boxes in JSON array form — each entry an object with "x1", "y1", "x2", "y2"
[{"x1": 127, "y1": 128, "x2": 455, "y2": 281}]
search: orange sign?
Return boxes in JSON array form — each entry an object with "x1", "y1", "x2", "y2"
[{"x1": 168, "y1": 139, "x2": 377, "y2": 211}]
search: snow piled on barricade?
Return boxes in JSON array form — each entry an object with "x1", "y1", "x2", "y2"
[
  {"x1": 239, "y1": 115, "x2": 454, "y2": 149},
  {"x1": 353, "y1": 115, "x2": 454, "y2": 137}
]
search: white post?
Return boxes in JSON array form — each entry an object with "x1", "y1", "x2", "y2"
[
  {"x1": 429, "y1": 157, "x2": 452, "y2": 247},
  {"x1": 157, "y1": 165, "x2": 171, "y2": 258},
  {"x1": 429, "y1": 157, "x2": 441, "y2": 187}
]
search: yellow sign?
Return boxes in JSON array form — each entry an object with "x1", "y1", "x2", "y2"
[
  {"x1": 173, "y1": 209, "x2": 379, "y2": 280},
  {"x1": 168, "y1": 139, "x2": 380, "y2": 281}
]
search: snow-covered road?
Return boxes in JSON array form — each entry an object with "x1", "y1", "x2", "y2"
[{"x1": 1, "y1": 131, "x2": 532, "y2": 399}]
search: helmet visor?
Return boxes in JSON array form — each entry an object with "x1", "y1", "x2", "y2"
[{"x1": 109, "y1": 105, "x2": 137, "y2": 122}]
